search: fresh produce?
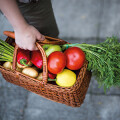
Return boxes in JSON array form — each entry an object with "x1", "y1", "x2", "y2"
[
  {"x1": 15, "y1": 67, "x2": 22, "y2": 72},
  {"x1": 37, "y1": 72, "x2": 56, "y2": 80},
  {"x1": 17, "y1": 48, "x2": 30, "y2": 66},
  {"x1": 1, "y1": 33, "x2": 120, "y2": 90},
  {"x1": 64, "y1": 47, "x2": 85, "y2": 70},
  {"x1": 17, "y1": 61, "x2": 32, "y2": 69},
  {"x1": 11, "y1": 63, "x2": 22, "y2": 72},
  {"x1": 22, "y1": 67, "x2": 38, "y2": 78},
  {"x1": 48, "y1": 72, "x2": 56, "y2": 79},
  {"x1": 31, "y1": 50, "x2": 43, "y2": 69},
  {"x1": 42, "y1": 44, "x2": 52, "y2": 50},
  {"x1": 47, "y1": 51, "x2": 66, "y2": 74},
  {"x1": 38, "y1": 69, "x2": 76, "y2": 87},
  {"x1": 44, "y1": 45, "x2": 62, "y2": 57},
  {"x1": 0, "y1": 39, "x2": 14, "y2": 62},
  {"x1": 37, "y1": 72, "x2": 43, "y2": 80},
  {"x1": 3, "y1": 61, "x2": 22, "y2": 72},
  {"x1": 62, "y1": 37, "x2": 120, "y2": 90},
  {"x1": 3, "y1": 61, "x2": 12, "y2": 69},
  {"x1": 56, "y1": 69, "x2": 76, "y2": 87}
]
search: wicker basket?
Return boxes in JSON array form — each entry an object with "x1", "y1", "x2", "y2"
[{"x1": 0, "y1": 36, "x2": 91, "y2": 107}]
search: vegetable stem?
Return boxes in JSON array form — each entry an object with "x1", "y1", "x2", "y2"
[
  {"x1": 62, "y1": 37, "x2": 120, "y2": 91},
  {"x1": 48, "y1": 78, "x2": 56, "y2": 81}
]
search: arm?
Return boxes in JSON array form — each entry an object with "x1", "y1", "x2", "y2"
[{"x1": 0, "y1": 0, "x2": 45, "y2": 50}]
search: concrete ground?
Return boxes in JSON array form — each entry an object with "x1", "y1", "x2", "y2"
[{"x1": 0, "y1": 0, "x2": 120, "y2": 120}]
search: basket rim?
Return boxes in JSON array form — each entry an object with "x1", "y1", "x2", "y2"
[
  {"x1": 0, "y1": 36, "x2": 89, "y2": 92},
  {"x1": 0, "y1": 59, "x2": 88, "y2": 92}
]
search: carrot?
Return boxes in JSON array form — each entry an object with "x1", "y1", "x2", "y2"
[{"x1": 3, "y1": 31, "x2": 15, "y2": 39}]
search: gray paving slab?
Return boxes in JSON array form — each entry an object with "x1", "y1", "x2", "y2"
[
  {"x1": 66, "y1": 38, "x2": 98, "y2": 44},
  {"x1": 24, "y1": 93, "x2": 120, "y2": 120},
  {"x1": 24, "y1": 93, "x2": 91, "y2": 120},
  {"x1": 99, "y1": 0, "x2": 120, "y2": 38},
  {"x1": 0, "y1": 12, "x2": 13, "y2": 41},
  {"x1": 0, "y1": 86, "x2": 28, "y2": 120},
  {"x1": 0, "y1": 72, "x2": 28, "y2": 120},
  {"x1": 90, "y1": 78, "x2": 120, "y2": 95},
  {"x1": 88, "y1": 94, "x2": 120, "y2": 120},
  {"x1": 52, "y1": 0, "x2": 102, "y2": 39},
  {"x1": 0, "y1": 0, "x2": 102, "y2": 40},
  {"x1": 0, "y1": 73, "x2": 19, "y2": 88}
]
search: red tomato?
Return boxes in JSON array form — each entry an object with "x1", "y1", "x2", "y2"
[
  {"x1": 64, "y1": 47, "x2": 85, "y2": 70},
  {"x1": 48, "y1": 72, "x2": 56, "y2": 79},
  {"x1": 48, "y1": 51, "x2": 66, "y2": 74}
]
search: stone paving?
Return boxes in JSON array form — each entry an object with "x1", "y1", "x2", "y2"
[{"x1": 0, "y1": 0, "x2": 120, "y2": 120}]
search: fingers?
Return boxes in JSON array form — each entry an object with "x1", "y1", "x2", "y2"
[
  {"x1": 16, "y1": 40, "x2": 38, "y2": 51},
  {"x1": 27, "y1": 45, "x2": 38, "y2": 51},
  {"x1": 15, "y1": 25, "x2": 45, "y2": 50},
  {"x1": 36, "y1": 32, "x2": 45, "y2": 41}
]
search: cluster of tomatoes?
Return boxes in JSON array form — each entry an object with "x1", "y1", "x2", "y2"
[{"x1": 47, "y1": 46, "x2": 85, "y2": 75}]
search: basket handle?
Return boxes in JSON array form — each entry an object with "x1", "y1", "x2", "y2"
[
  {"x1": 12, "y1": 42, "x2": 48, "y2": 85},
  {"x1": 3, "y1": 31, "x2": 66, "y2": 45},
  {"x1": 38, "y1": 36, "x2": 67, "y2": 45}
]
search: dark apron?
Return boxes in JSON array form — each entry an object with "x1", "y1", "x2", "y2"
[
  {"x1": 17, "y1": 0, "x2": 59, "y2": 37},
  {"x1": 0, "y1": 0, "x2": 59, "y2": 38}
]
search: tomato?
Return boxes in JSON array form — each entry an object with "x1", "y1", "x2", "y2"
[
  {"x1": 48, "y1": 72, "x2": 56, "y2": 79},
  {"x1": 48, "y1": 51, "x2": 66, "y2": 74},
  {"x1": 64, "y1": 47, "x2": 85, "y2": 70}
]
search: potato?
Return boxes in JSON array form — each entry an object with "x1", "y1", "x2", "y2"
[
  {"x1": 22, "y1": 67, "x2": 38, "y2": 78},
  {"x1": 16, "y1": 67, "x2": 22, "y2": 72},
  {"x1": 3, "y1": 62, "x2": 12, "y2": 69},
  {"x1": 11, "y1": 63, "x2": 22, "y2": 72},
  {"x1": 36, "y1": 72, "x2": 43, "y2": 80}
]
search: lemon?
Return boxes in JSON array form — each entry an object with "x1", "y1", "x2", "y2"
[{"x1": 56, "y1": 69, "x2": 76, "y2": 87}]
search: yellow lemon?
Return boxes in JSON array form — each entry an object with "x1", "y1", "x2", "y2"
[{"x1": 56, "y1": 69, "x2": 76, "y2": 87}]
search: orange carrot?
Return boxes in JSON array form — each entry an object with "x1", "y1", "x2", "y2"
[{"x1": 3, "y1": 31, "x2": 15, "y2": 39}]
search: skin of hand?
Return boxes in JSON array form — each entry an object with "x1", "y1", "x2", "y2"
[
  {"x1": 15, "y1": 24, "x2": 45, "y2": 50},
  {"x1": 0, "y1": 0, "x2": 45, "y2": 50}
]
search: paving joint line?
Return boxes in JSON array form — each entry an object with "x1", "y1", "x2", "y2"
[
  {"x1": 21, "y1": 91, "x2": 29, "y2": 120},
  {"x1": 96, "y1": 0, "x2": 105, "y2": 44},
  {"x1": 60, "y1": 37, "x2": 105, "y2": 41},
  {"x1": 87, "y1": 92, "x2": 120, "y2": 97}
]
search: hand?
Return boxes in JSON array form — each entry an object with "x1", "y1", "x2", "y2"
[
  {"x1": 0, "y1": 0, "x2": 45, "y2": 50},
  {"x1": 15, "y1": 24, "x2": 45, "y2": 50}
]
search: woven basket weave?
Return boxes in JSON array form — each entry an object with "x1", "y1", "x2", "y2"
[{"x1": 0, "y1": 36, "x2": 91, "y2": 107}]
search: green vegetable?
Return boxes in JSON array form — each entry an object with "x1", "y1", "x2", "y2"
[
  {"x1": 62, "y1": 37, "x2": 120, "y2": 91},
  {"x1": 42, "y1": 44, "x2": 52, "y2": 50},
  {"x1": 0, "y1": 37, "x2": 120, "y2": 91},
  {"x1": 44, "y1": 45, "x2": 62, "y2": 57},
  {"x1": 0, "y1": 39, "x2": 14, "y2": 62}
]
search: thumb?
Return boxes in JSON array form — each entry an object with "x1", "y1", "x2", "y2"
[{"x1": 36, "y1": 32, "x2": 45, "y2": 41}]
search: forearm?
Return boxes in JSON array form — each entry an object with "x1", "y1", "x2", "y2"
[
  {"x1": 0, "y1": 0, "x2": 27, "y2": 30},
  {"x1": 0, "y1": 0, "x2": 45, "y2": 50}
]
